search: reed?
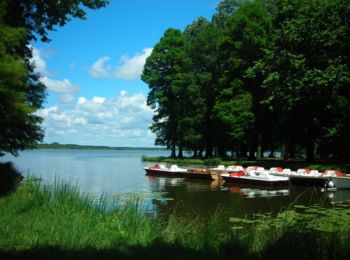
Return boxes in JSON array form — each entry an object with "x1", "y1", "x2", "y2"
[{"x1": 1, "y1": 179, "x2": 350, "y2": 259}]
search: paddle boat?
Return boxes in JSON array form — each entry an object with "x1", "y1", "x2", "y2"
[
  {"x1": 221, "y1": 166, "x2": 289, "y2": 186},
  {"x1": 144, "y1": 164, "x2": 187, "y2": 177},
  {"x1": 226, "y1": 165, "x2": 245, "y2": 173},
  {"x1": 178, "y1": 168, "x2": 222, "y2": 180},
  {"x1": 326, "y1": 171, "x2": 350, "y2": 189},
  {"x1": 289, "y1": 168, "x2": 347, "y2": 187}
]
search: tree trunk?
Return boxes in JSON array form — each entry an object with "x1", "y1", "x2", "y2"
[
  {"x1": 198, "y1": 149, "x2": 203, "y2": 158},
  {"x1": 240, "y1": 144, "x2": 248, "y2": 158},
  {"x1": 218, "y1": 146, "x2": 226, "y2": 158},
  {"x1": 170, "y1": 141, "x2": 176, "y2": 158},
  {"x1": 178, "y1": 146, "x2": 183, "y2": 158},
  {"x1": 306, "y1": 140, "x2": 315, "y2": 162},
  {"x1": 248, "y1": 144, "x2": 256, "y2": 160},
  {"x1": 205, "y1": 145, "x2": 213, "y2": 158},
  {"x1": 288, "y1": 138, "x2": 296, "y2": 158},
  {"x1": 281, "y1": 142, "x2": 287, "y2": 159},
  {"x1": 256, "y1": 133, "x2": 263, "y2": 159},
  {"x1": 193, "y1": 149, "x2": 198, "y2": 158}
]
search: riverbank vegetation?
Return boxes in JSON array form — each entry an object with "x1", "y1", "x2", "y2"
[
  {"x1": 1, "y1": 178, "x2": 350, "y2": 259},
  {"x1": 142, "y1": 0, "x2": 350, "y2": 162}
]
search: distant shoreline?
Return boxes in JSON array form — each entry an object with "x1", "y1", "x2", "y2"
[{"x1": 36, "y1": 143, "x2": 167, "y2": 151}]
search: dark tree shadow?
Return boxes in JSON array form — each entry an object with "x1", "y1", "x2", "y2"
[
  {"x1": 261, "y1": 231, "x2": 350, "y2": 260},
  {"x1": 0, "y1": 240, "x2": 256, "y2": 260},
  {"x1": 0, "y1": 162, "x2": 23, "y2": 196}
]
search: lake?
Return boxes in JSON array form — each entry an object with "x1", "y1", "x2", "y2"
[{"x1": 1, "y1": 149, "x2": 347, "y2": 221}]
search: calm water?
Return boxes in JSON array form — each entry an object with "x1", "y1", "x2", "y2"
[{"x1": 1, "y1": 149, "x2": 346, "y2": 221}]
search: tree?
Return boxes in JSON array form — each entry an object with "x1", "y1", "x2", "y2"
[
  {"x1": 142, "y1": 29, "x2": 190, "y2": 157},
  {"x1": 216, "y1": 1, "x2": 272, "y2": 159},
  {"x1": 255, "y1": 0, "x2": 350, "y2": 161},
  {"x1": 0, "y1": 0, "x2": 108, "y2": 156},
  {"x1": 184, "y1": 20, "x2": 224, "y2": 157},
  {"x1": 0, "y1": 3, "x2": 43, "y2": 156}
]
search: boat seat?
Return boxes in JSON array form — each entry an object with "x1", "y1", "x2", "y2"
[{"x1": 282, "y1": 169, "x2": 292, "y2": 175}]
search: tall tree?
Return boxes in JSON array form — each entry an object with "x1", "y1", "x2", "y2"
[
  {"x1": 184, "y1": 21, "x2": 223, "y2": 157},
  {"x1": 216, "y1": 1, "x2": 272, "y2": 159},
  {"x1": 142, "y1": 29, "x2": 190, "y2": 157},
  {"x1": 255, "y1": 0, "x2": 350, "y2": 161}
]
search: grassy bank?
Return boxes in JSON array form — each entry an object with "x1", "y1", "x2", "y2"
[
  {"x1": 1, "y1": 179, "x2": 350, "y2": 259},
  {"x1": 142, "y1": 156, "x2": 349, "y2": 172}
]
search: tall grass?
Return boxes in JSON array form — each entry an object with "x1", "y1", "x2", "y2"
[
  {"x1": 0, "y1": 179, "x2": 238, "y2": 259},
  {"x1": 1, "y1": 178, "x2": 350, "y2": 259}
]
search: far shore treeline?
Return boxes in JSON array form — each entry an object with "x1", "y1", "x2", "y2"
[
  {"x1": 36, "y1": 142, "x2": 166, "y2": 151},
  {"x1": 141, "y1": 0, "x2": 350, "y2": 162}
]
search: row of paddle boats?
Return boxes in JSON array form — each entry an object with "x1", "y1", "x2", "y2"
[{"x1": 144, "y1": 164, "x2": 350, "y2": 189}]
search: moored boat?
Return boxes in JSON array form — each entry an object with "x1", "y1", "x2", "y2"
[
  {"x1": 221, "y1": 171, "x2": 289, "y2": 186},
  {"x1": 329, "y1": 176, "x2": 350, "y2": 189},
  {"x1": 144, "y1": 164, "x2": 187, "y2": 177},
  {"x1": 179, "y1": 168, "x2": 222, "y2": 180},
  {"x1": 226, "y1": 165, "x2": 245, "y2": 173},
  {"x1": 289, "y1": 169, "x2": 347, "y2": 187}
]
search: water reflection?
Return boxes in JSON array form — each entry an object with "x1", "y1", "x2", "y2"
[
  {"x1": 228, "y1": 186, "x2": 290, "y2": 198},
  {"x1": 1, "y1": 149, "x2": 344, "y2": 220}
]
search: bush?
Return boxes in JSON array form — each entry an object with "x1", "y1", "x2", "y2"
[
  {"x1": 0, "y1": 162, "x2": 23, "y2": 195},
  {"x1": 204, "y1": 158, "x2": 222, "y2": 166}
]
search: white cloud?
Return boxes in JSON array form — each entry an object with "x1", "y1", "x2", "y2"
[
  {"x1": 89, "y1": 56, "x2": 112, "y2": 78},
  {"x1": 40, "y1": 76, "x2": 79, "y2": 93},
  {"x1": 88, "y1": 48, "x2": 153, "y2": 80},
  {"x1": 30, "y1": 46, "x2": 48, "y2": 76},
  {"x1": 115, "y1": 48, "x2": 153, "y2": 79},
  {"x1": 120, "y1": 90, "x2": 128, "y2": 96},
  {"x1": 59, "y1": 93, "x2": 75, "y2": 104},
  {"x1": 37, "y1": 92, "x2": 155, "y2": 147},
  {"x1": 30, "y1": 46, "x2": 79, "y2": 104}
]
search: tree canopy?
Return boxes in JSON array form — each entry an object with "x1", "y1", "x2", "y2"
[{"x1": 142, "y1": 0, "x2": 350, "y2": 161}]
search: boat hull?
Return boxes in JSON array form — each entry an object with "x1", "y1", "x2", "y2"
[
  {"x1": 289, "y1": 175, "x2": 329, "y2": 187},
  {"x1": 331, "y1": 176, "x2": 350, "y2": 189},
  {"x1": 222, "y1": 175, "x2": 289, "y2": 186},
  {"x1": 144, "y1": 169, "x2": 181, "y2": 177},
  {"x1": 178, "y1": 169, "x2": 221, "y2": 181}
]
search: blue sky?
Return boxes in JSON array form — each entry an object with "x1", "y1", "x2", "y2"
[{"x1": 32, "y1": 0, "x2": 219, "y2": 147}]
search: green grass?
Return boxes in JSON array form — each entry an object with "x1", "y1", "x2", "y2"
[{"x1": 1, "y1": 179, "x2": 350, "y2": 259}]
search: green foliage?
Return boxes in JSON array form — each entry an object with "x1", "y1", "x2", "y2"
[
  {"x1": 141, "y1": 156, "x2": 206, "y2": 166},
  {"x1": 229, "y1": 204, "x2": 350, "y2": 258},
  {"x1": 204, "y1": 157, "x2": 222, "y2": 166},
  {"x1": 0, "y1": 0, "x2": 107, "y2": 156},
  {"x1": 2, "y1": 179, "x2": 350, "y2": 259},
  {"x1": 142, "y1": 0, "x2": 350, "y2": 162},
  {"x1": 142, "y1": 29, "x2": 191, "y2": 157}
]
